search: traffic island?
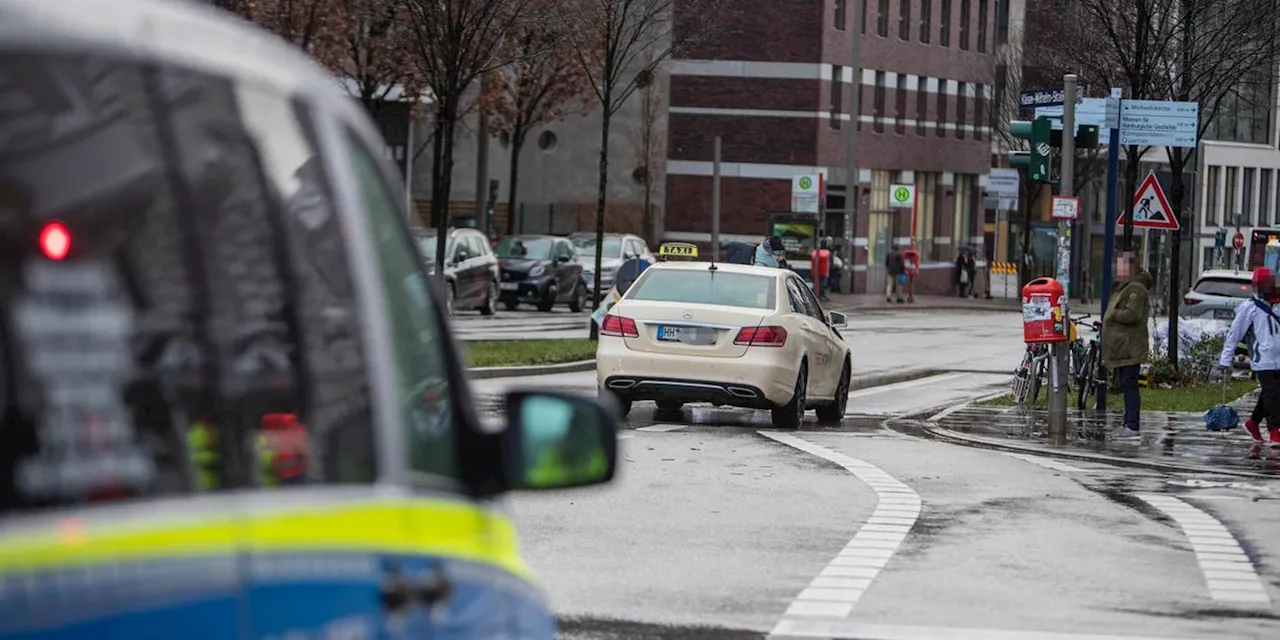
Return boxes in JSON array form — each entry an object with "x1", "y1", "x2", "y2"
[
  {"x1": 464, "y1": 338, "x2": 598, "y2": 379},
  {"x1": 915, "y1": 386, "x2": 1280, "y2": 478}
]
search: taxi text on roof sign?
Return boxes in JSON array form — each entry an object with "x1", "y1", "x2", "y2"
[{"x1": 658, "y1": 243, "x2": 698, "y2": 257}]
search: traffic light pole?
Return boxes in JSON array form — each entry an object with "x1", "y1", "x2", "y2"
[{"x1": 1049, "y1": 74, "x2": 1078, "y2": 445}]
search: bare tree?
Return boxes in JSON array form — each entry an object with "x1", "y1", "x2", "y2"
[
  {"x1": 399, "y1": 0, "x2": 540, "y2": 275},
  {"x1": 557, "y1": 0, "x2": 724, "y2": 337},
  {"x1": 628, "y1": 60, "x2": 664, "y2": 246},
  {"x1": 479, "y1": 14, "x2": 594, "y2": 237},
  {"x1": 343, "y1": 0, "x2": 416, "y2": 116},
  {"x1": 235, "y1": 0, "x2": 351, "y2": 72},
  {"x1": 1032, "y1": 0, "x2": 1280, "y2": 364}
]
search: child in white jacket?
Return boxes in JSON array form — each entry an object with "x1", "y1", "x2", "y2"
[{"x1": 1219, "y1": 267, "x2": 1280, "y2": 446}]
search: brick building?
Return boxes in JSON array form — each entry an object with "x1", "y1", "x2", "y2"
[{"x1": 665, "y1": 0, "x2": 1002, "y2": 295}]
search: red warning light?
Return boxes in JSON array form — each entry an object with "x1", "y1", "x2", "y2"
[{"x1": 39, "y1": 221, "x2": 71, "y2": 260}]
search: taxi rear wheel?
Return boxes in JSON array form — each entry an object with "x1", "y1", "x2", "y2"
[
  {"x1": 771, "y1": 363, "x2": 807, "y2": 430},
  {"x1": 816, "y1": 362, "x2": 850, "y2": 424}
]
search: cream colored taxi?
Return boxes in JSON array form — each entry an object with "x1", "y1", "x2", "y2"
[{"x1": 596, "y1": 261, "x2": 851, "y2": 429}]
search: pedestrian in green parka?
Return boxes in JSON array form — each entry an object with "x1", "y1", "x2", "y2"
[{"x1": 1101, "y1": 253, "x2": 1152, "y2": 439}]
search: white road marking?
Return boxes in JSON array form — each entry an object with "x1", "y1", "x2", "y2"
[
  {"x1": 636, "y1": 424, "x2": 687, "y2": 432},
  {"x1": 1135, "y1": 494, "x2": 1272, "y2": 605},
  {"x1": 847, "y1": 372, "x2": 968, "y2": 399},
  {"x1": 617, "y1": 434, "x2": 635, "y2": 440},
  {"x1": 770, "y1": 620, "x2": 1220, "y2": 640},
  {"x1": 999, "y1": 451, "x2": 1095, "y2": 474},
  {"x1": 758, "y1": 431, "x2": 920, "y2": 622}
]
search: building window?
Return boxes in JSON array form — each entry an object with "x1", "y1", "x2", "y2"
[
  {"x1": 973, "y1": 85, "x2": 986, "y2": 141},
  {"x1": 959, "y1": 0, "x2": 971, "y2": 50},
  {"x1": 917, "y1": 172, "x2": 937, "y2": 250},
  {"x1": 862, "y1": 0, "x2": 868, "y2": 34},
  {"x1": 936, "y1": 80, "x2": 948, "y2": 137},
  {"x1": 874, "y1": 71, "x2": 886, "y2": 133},
  {"x1": 896, "y1": 73, "x2": 908, "y2": 134},
  {"x1": 1207, "y1": 70, "x2": 1273, "y2": 145},
  {"x1": 955, "y1": 82, "x2": 967, "y2": 139},
  {"x1": 940, "y1": 0, "x2": 951, "y2": 47},
  {"x1": 953, "y1": 175, "x2": 973, "y2": 250},
  {"x1": 1244, "y1": 167, "x2": 1256, "y2": 226},
  {"x1": 831, "y1": 65, "x2": 844, "y2": 130},
  {"x1": 921, "y1": 0, "x2": 932, "y2": 43},
  {"x1": 877, "y1": 0, "x2": 889, "y2": 36},
  {"x1": 916, "y1": 75, "x2": 928, "y2": 136},
  {"x1": 835, "y1": 0, "x2": 847, "y2": 30},
  {"x1": 1226, "y1": 166, "x2": 1239, "y2": 224},
  {"x1": 978, "y1": 0, "x2": 989, "y2": 52},
  {"x1": 1261, "y1": 169, "x2": 1273, "y2": 226},
  {"x1": 899, "y1": 0, "x2": 911, "y2": 40},
  {"x1": 996, "y1": 0, "x2": 1010, "y2": 45},
  {"x1": 1207, "y1": 165, "x2": 1220, "y2": 226}
]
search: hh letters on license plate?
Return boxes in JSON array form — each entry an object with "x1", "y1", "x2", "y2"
[{"x1": 658, "y1": 326, "x2": 686, "y2": 341}]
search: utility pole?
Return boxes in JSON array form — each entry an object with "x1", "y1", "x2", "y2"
[
  {"x1": 842, "y1": 0, "x2": 865, "y2": 292},
  {"x1": 711, "y1": 136, "x2": 722, "y2": 261},
  {"x1": 1049, "y1": 74, "x2": 1078, "y2": 445},
  {"x1": 1096, "y1": 87, "x2": 1122, "y2": 411}
]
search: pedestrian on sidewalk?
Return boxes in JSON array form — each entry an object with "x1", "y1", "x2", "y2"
[
  {"x1": 1101, "y1": 252, "x2": 1152, "y2": 439},
  {"x1": 754, "y1": 236, "x2": 786, "y2": 268},
  {"x1": 1220, "y1": 267, "x2": 1280, "y2": 447},
  {"x1": 955, "y1": 249, "x2": 977, "y2": 298},
  {"x1": 885, "y1": 246, "x2": 906, "y2": 304}
]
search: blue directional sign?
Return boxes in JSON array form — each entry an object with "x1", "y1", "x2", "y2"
[
  {"x1": 1034, "y1": 98, "x2": 1117, "y2": 143},
  {"x1": 1119, "y1": 100, "x2": 1198, "y2": 148}
]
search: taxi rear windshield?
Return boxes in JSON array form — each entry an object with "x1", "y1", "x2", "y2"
[
  {"x1": 1194, "y1": 278, "x2": 1252, "y2": 298},
  {"x1": 0, "y1": 51, "x2": 377, "y2": 513},
  {"x1": 627, "y1": 270, "x2": 776, "y2": 309}
]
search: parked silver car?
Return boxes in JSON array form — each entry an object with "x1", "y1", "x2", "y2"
[
  {"x1": 1181, "y1": 269, "x2": 1253, "y2": 320},
  {"x1": 571, "y1": 232, "x2": 654, "y2": 295}
]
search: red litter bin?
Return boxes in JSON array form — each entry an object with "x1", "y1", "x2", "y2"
[{"x1": 1022, "y1": 277, "x2": 1067, "y2": 343}]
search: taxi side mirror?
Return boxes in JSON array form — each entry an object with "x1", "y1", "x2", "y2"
[
  {"x1": 828, "y1": 311, "x2": 848, "y2": 328},
  {"x1": 503, "y1": 390, "x2": 618, "y2": 490}
]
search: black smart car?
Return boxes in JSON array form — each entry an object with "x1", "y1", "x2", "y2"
[{"x1": 496, "y1": 234, "x2": 588, "y2": 312}]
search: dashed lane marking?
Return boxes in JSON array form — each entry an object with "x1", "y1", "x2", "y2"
[
  {"x1": 770, "y1": 620, "x2": 1224, "y2": 640},
  {"x1": 1135, "y1": 493, "x2": 1272, "y2": 605},
  {"x1": 758, "y1": 431, "x2": 920, "y2": 621},
  {"x1": 999, "y1": 451, "x2": 1095, "y2": 474}
]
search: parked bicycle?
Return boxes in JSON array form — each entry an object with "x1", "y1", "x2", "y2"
[
  {"x1": 1011, "y1": 341, "x2": 1051, "y2": 406},
  {"x1": 1069, "y1": 314, "x2": 1103, "y2": 410}
]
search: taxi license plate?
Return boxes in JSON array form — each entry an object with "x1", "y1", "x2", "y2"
[
  {"x1": 657, "y1": 326, "x2": 683, "y2": 341},
  {"x1": 500, "y1": 283, "x2": 518, "y2": 291}
]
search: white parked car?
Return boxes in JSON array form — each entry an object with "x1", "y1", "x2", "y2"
[
  {"x1": 1181, "y1": 269, "x2": 1253, "y2": 320},
  {"x1": 596, "y1": 261, "x2": 852, "y2": 429}
]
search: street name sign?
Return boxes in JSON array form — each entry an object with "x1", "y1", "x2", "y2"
[
  {"x1": 1119, "y1": 100, "x2": 1198, "y2": 148},
  {"x1": 1117, "y1": 173, "x2": 1180, "y2": 230}
]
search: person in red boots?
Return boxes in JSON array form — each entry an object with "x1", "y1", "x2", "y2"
[
  {"x1": 1242, "y1": 271, "x2": 1280, "y2": 443},
  {"x1": 1220, "y1": 267, "x2": 1280, "y2": 447}
]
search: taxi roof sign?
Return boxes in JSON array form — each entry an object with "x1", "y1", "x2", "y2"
[{"x1": 658, "y1": 242, "x2": 698, "y2": 260}]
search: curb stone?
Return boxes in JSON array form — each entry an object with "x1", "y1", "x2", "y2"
[
  {"x1": 467, "y1": 359, "x2": 596, "y2": 380},
  {"x1": 903, "y1": 419, "x2": 1277, "y2": 480}
]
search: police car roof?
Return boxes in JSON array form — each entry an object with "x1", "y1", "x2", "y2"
[{"x1": 1, "y1": 0, "x2": 337, "y2": 99}]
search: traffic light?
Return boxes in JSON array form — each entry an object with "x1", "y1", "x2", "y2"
[
  {"x1": 1049, "y1": 124, "x2": 1101, "y2": 150},
  {"x1": 1009, "y1": 117, "x2": 1053, "y2": 183}
]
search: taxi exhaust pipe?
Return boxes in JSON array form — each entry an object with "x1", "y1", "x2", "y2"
[
  {"x1": 727, "y1": 386, "x2": 758, "y2": 399},
  {"x1": 608, "y1": 379, "x2": 637, "y2": 390}
]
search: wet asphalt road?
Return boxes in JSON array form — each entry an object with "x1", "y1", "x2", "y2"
[{"x1": 462, "y1": 311, "x2": 1280, "y2": 639}]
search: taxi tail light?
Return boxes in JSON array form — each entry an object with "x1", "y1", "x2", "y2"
[
  {"x1": 601, "y1": 314, "x2": 638, "y2": 337},
  {"x1": 734, "y1": 326, "x2": 787, "y2": 347}
]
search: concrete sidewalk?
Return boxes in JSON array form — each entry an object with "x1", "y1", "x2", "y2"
[{"x1": 920, "y1": 390, "x2": 1280, "y2": 477}]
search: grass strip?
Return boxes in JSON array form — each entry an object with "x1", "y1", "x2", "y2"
[
  {"x1": 976, "y1": 378, "x2": 1256, "y2": 413},
  {"x1": 464, "y1": 338, "x2": 597, "y2": 368}
]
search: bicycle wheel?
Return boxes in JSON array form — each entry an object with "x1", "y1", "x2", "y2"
[
  {"x1": 1028, "y1": 356, "x2": 1046, "y2": 406},
  {"x1": 1076, "y1": 347, "x2": 1096, "y2": 410}
]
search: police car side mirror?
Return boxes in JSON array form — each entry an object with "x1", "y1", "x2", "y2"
[
  {"x1": 828, "y1": 311, "x2": 848, "y2": 328},
  {"x1": 502, "y1": 390, "x2": 618, "y2": 490}
]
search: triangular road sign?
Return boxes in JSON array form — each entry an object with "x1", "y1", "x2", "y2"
[{"x1": 1117, "y1": 174, "x2": 1180, "y2": 230}]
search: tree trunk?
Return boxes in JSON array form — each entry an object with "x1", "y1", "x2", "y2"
[
  {"x1": 588, "y1": 110, "x2": 612, "y2": 340},
  {"x1": 432, "y1": 101, "x2": 458, "y2": 279},
  {"x1": 1167, "y1": 153, "x2": 1188, "y2": 367},
  {"x1": 505, "y1": 135, "x2": 525, "y2": 236},
  {"x1": 1122, "y1": 147, "x2": 1141, "y2": 252}
]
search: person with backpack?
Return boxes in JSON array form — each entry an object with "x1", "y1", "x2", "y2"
[
  {"x1": 1220, "y1": 267, "x2": 1280, "y2": 447},
  {"x1": 1101, "y1": 252, "x2": 1152, "y2": 439}
]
